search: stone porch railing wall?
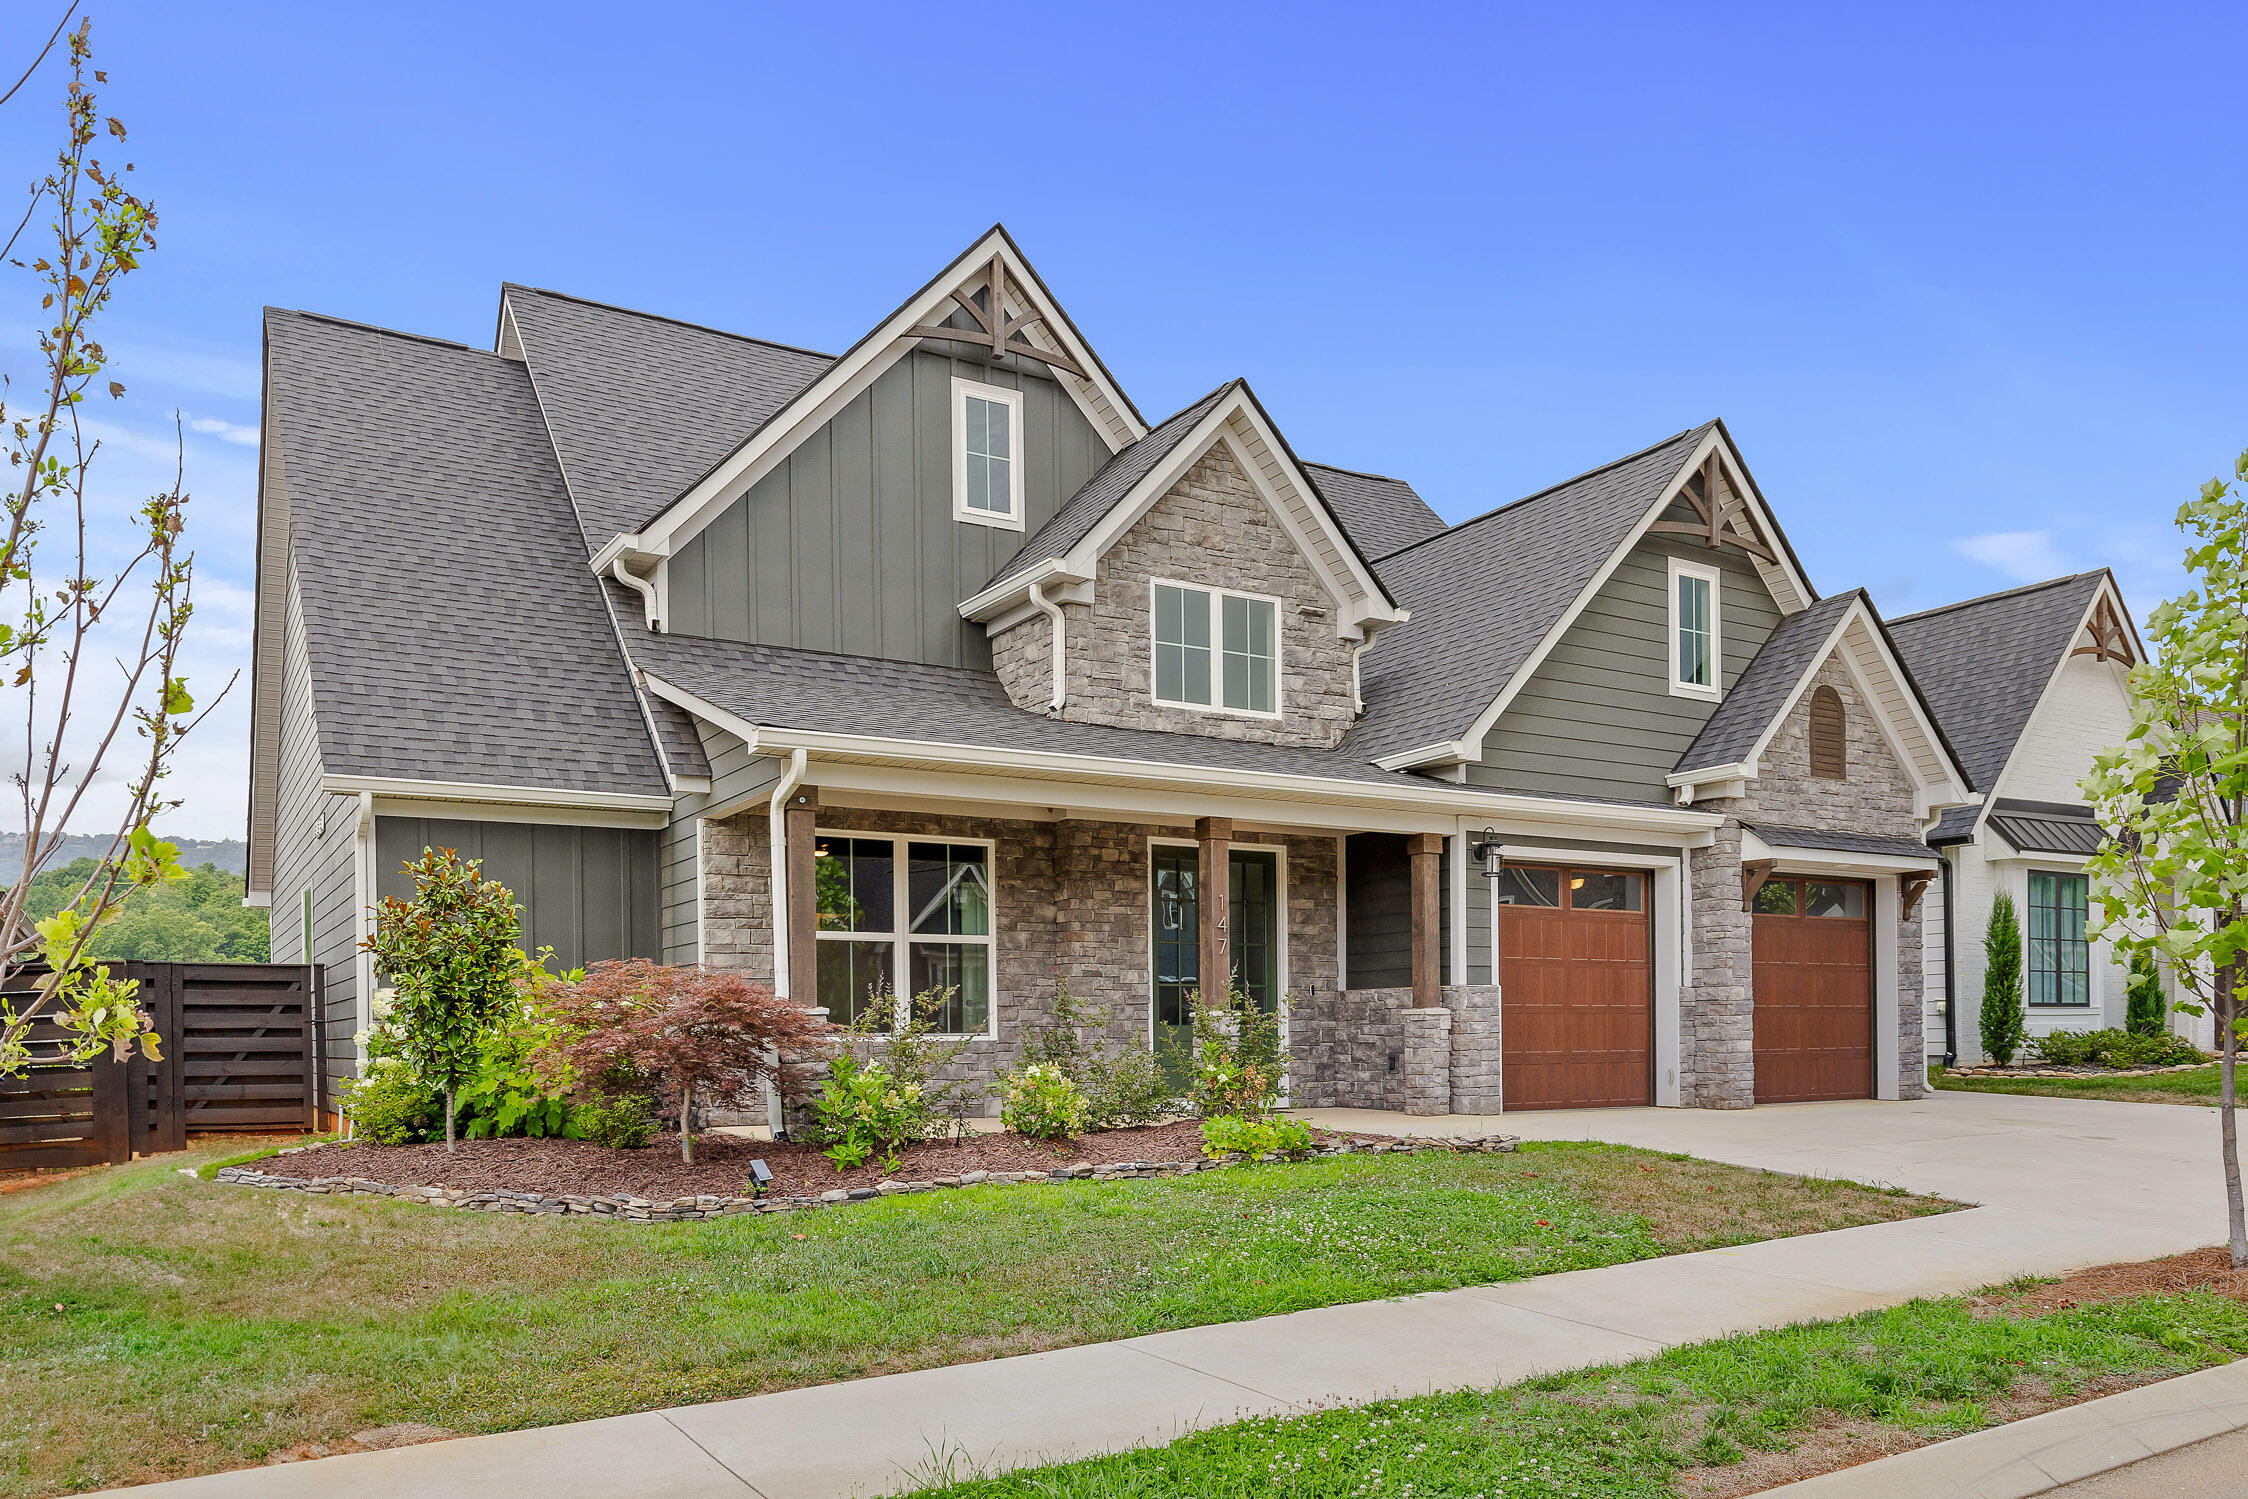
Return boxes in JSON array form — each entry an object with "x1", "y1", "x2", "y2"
[{"x1": 1291, "y1": 983, "x2": 1503, "y2": 1116}]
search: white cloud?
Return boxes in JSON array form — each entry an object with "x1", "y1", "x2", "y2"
[
  {"x1": 1951, "y1": 529, "x2": 2076, "y2": 583},
  {"x1": 188, "y1": 415, "x2": 260, "y2": 446}
]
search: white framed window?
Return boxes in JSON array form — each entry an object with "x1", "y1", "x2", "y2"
[
  {"x1": 1152, "y1": 579, "x2": 1280, "y2": 717},
  {"x1": 1667, "y1": 556, "x2": 1722, "y2": 701},
  {"x1": 951, "y1": 378, "x2": 1024, "y2": 530},
  {"x1": 813, "y1": 832, "x2": 996, "y2": 1037}
]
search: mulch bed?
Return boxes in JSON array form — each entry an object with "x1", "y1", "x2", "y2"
[{"x1": 277, "y1": 1120, "x2": 1346, "y2": 1201}]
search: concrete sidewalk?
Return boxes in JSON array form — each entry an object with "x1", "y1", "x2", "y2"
[{"x1": 110, "y1": 1091, "x2": 2239, "y2": 1498}]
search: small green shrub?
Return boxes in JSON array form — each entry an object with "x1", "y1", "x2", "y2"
[
  {"x1": 2029, "y1": 1027, "x2": 2205, "y2": 1069},
  {"x1": 809, "y1": 1054, "x2": 929, "y2": 1172},
  {"x1": 2126, "y1": 950, "x2": 2168, "y2": 1037},
  {"x1": 573, "y1": 1093, "x2": 655, "y2": 1149},
  {"x1": 1173, "y1": 984, "x2": 1286, "y2": 1120},
  {"x1": 1201, "y1": 1113, "x2": 1314, "y2": 1161},
  {"x1": 1018, "y1": 981, "x2": 1171, "y2": 1129},
  {"x1": 341, "y1": 1060, "x2": 442, "y2": 1145},
  {"x1": 997, "y1": 1063, "x2": 1091, "y2": 1140},
  {"x1": 1980, "y1": 895, "x2": 2027, "y2": 1065}
]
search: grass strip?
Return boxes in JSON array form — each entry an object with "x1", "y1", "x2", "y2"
[{"x1": 1931, "y1": 1063, "x2": 2224, "y2": 1107}]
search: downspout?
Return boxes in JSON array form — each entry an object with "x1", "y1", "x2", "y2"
[
  {"x1": 767, "y1": 748, "x2": 809, "y2": 998},
  {"x1": 1350, "y1": 637, "x2": 1373, "y2": 714},
  {"x1": 1940, "y1": 853, "x2": 1959, "y2": 1067},
  {"x1": 610, "y1": 557, "x2": 661, "y2": 633},
  {"x1": 1028, "y1": 583, "x2": 1066, "y2": 712}
]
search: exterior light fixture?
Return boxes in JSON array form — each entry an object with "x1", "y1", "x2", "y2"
[
  {"x1": 746, "y1": 1158, "x2": 774, "y2": 1196},
  {"x1": 1468, "y1": 828, "x2": 1503, "y2": 879}
]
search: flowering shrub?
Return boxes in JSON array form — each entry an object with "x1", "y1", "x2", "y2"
[
  {"x1": 1201, "y1": 1113, "x2": 1313, "y2": 1161},
  {"x1": 340, "y1": 1057, "x2": 440, "y2": 1145},
  {"x1": 1018, "y1": 982, "x2": 1170, "y2": 1129},
  {"x1": 811, "y1": 1054, "x2": 928, "y2": 1172},
  {"x1": 1176, "y1": 984, "x2": 1285, "y2": 1120},
  {"x1": 998, "y1": 1062, "x2": 1091, "y2": 1140}
]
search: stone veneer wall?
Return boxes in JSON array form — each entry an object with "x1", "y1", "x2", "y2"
[
  {"x1": 990, "y1": 442, "x2": 1359, "y2": 749},
  {"x1": 1684, "y1": 651, "x2": 1929, "y2": 1107},
  {"x1": 695, "y1": 806, "x2": 1338, "y2": 1112},
  {"x1": 1291, "y1": 983, "x2": 1502, "y2": 1116}
]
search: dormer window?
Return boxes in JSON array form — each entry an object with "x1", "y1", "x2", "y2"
[
  {"x1": 1153, "y1": 580, "x2": 1279, "y2": 717},
  {"x1": 952, "y1": 377, "x2": 1024, "y2": 530},
  {"x1": 1668, "y1": 556, "x2": 1721, "y2": 701}
]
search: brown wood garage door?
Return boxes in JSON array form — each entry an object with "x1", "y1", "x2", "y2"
[
  {"x1": 1751, "y1": 877, "x2": 1873, "y2": 1103},
  {"x1": 1499, "y1": 866, "x2": 1653, "y2": 1110}
]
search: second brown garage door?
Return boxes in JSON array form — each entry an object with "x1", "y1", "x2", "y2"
[
  {"x1": 1499, "y1": 866, "x2": 1652, "y2": 1110},
  {"x1": 1751, "y1": 876, "x2": 1873, "y2": 1103}
]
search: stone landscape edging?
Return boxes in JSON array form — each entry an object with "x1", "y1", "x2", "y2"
[
  {"x1": 210, "y1": 1132, "x2": 1522, "y2": 1222},
  {"x1": 1948, "y1": 1062, "x2": 2211, "y2": 1079}
]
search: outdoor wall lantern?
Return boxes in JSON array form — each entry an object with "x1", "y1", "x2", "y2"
[
  {"x1": 1469, "y1": 828, "x2": 1503, "y2": 879},
  {"x1": 747, "y1": 1158, "x2": 774, "y2": 1196}
]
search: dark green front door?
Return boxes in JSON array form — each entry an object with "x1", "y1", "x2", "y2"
[{"x1": 1151, "y1": 845, "x2": 1280, "y2": 1074}]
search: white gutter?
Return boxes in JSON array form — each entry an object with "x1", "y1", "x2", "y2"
[
  {"x1": 1028, "y1": 583, "x2": 1067, "y2": 712},
  {"x1": 610, "y1": 557, "x2": 662, "y2": 632},
  {"x1": 1350, "y1": 638, "x2": 1374, "y2": 715},
  {"x1": 767, "y1": 748, "x2": 809, "y2": 999},
  {"x1": 320, "y1": 774, "x2": 673, "y2": 815}
]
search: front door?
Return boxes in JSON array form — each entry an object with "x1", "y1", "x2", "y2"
[{"x1": 1151, "y1": 845, "x2": 1280, "y2": 1074}]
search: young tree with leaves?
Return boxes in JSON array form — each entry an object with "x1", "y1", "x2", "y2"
[
  {"x1": 1979, "y1": 894, "x2": 2026, "y2": 1066},
  {"x1": 543, "y1": 960, "x2": 836, "y2": 1163},
  {"x1": 0, "y1": 18, "x2": 228, "y2": 1076},
  {"x1": 361, "y1": 848, "x2": 522, "y2": 1151},
  {"x1": 2084, "y1": 446, "x2": 2248, "y2": 1267}
]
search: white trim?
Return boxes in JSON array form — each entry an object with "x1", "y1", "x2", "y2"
[
  {"x1": 1149, "y1": 578, "x2": 1284, "y2": 720},
  {"x1": 1874, "y1": 876, "x2": 1903, "y2": 1100},
  {"x1": 1666, "y1": 555, "x2": 1723, "y2": 702},
  {"x1": 630, "y1": 231, "x2": 1142, "y2": 561},
  {"x1": 813, "y1": 827, "x2": 1000, "y2": 1039},
  {"x1": 1379, "y1": 425, "x2": 1815, "y2": 771},
  {"x1": 354, "y1": 791, "x2": 375, "y2": 1069},
  {"x1": 1449, "y1": 830, "x2": 1467, "y2": 985},
  {"x1": 1335, "y1": 834, "x2": 1349, "y2": 987},
  {"x1": 320, "y1": 774, "x2": 672, "y2": 815},
  {"x1": 769, "y1": 749, "x2": 808, "y2": 1001},
  {"x1": 370, "y1": 796, "x2": 668, "y2": 831},
  {"x1": 693, "y1": 817, "x2": 706, "y2": 966},
  {"x1": 950, "y1": 377, "x2": 1026, "y2": 531},
  {"x1": 1653, "y1": 859, "x2": 1683, "y2": 1106}
]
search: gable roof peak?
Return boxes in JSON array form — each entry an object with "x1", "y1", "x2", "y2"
[
  {"x1": 499, "y1": 282, "x2": 837, "y2": 361},
  {"x1": 1890, "y1": 568, "x2": 2111, "y2": 627}
]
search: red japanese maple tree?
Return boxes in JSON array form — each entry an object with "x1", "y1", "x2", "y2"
[{"x1": 544, "y1": 960, "x2": 834, "y2": 1162}]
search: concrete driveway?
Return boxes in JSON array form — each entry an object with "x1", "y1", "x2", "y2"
[{"x1": 111, "y1": 1090, "x2": 2240, "y2": 1499}]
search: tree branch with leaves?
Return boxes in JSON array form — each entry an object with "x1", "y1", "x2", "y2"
[{"x1": 0, "y1": 18, "x2": 231, "y2": 1077}]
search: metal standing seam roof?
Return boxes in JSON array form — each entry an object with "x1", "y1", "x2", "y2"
[
  {"x1": 1887, "y1": 572, "x2": 2111, "y2": 843},
  {"x1": 262, "y1": 309, "x2": 670, "y2": 798},
  {"x1": 500, "y1": 284, "x2": 835, "y2": 551},
  {"x1": 1674, "y1": 591, "x2": 1863, "y2": 775},
  {"x1": 1986, "y1": 798, "x2": 2111, "y2": 857},
  {"x1": 1340, "y1": 423, "x2": 1716, "y2": 764},
  {"x1": 1744, "y1": 823, "x2": 1938, "y2": 860}
]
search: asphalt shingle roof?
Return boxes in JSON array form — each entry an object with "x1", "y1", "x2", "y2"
[
  {"x1": 989, "y1": 383, "x2": 1235, "y2": 588},
  {"x1": 1341, "y1": 424, "x2": 1715, "y2": 763},
  {"x1": 264, "y1": 309, "x2": 669, "y2": 797},
  {"x1": 1674, "y1": 591, "x2": 1861, "y2": 775},
  {"x1": 501, "y1": 285, "x2": 834, "y2": 549},
  {"x1": 1305, "y1": 464, "x2": 1447, "y2": 558},
  {"x1": 1744, "y1": 822, "x2": 1936, "y2": 860},
  {"x1": 1888, "y1": 572, "x2": 2108, "y2": 842}
]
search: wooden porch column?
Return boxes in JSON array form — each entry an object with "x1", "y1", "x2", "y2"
[
  {"x1": 1408, "y1": 832, "x2": 1444, "y2": 1008},
  {"x1": 785, "y1": 784, "x2": 821, "y2": 1005},
  {"x1": 1196, "y1": 816, "x2": 1232, "y2": 998}
]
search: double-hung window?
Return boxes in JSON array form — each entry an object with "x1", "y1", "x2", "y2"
[
  {"x1": 1152, "y1": 581, "x2": 1278, "y2": 716},
  {"x1": 1668, "y1": 557, "x2": 1721, "y2": 700},
  {"x1": 952, "y1": 378, "x2": 1024, "y2": 530},
  {"x1": 814, "y1": 834, "x2": 996, "y2": 1035},
  {"x1": 2027, "y1": 870, "x2": 2091, "y2": 1007}
]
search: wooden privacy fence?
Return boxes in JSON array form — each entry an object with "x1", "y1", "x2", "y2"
[{"x1": 0, "y1": 962, "x2": 324, "y2": 1168}]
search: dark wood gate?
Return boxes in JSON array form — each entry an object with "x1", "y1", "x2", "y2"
[
  {"x1": 1751, "y1": 877, "x2": 1873, "y2": 1103},
  {"x1": 0, "y1": 962, "x2": 323, "y2": 1168}
]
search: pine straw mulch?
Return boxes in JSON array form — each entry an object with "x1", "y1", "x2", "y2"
[
  {"x1": 273, "y1": 1120, "x2": 1377, "y2": 1200},
  {"x1": 1673, "y1": 1247, "x2": 2248, "y2": 1497}
]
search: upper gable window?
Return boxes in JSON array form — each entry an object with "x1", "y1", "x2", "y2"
[
  {"x1": 1153, "y1": 580, "x2": 1279, "y2": 717},
  {"x1": 1667, "y1": 556, "x2": 1721, "y2": 701},
  {"x1": 952, "y1": 378, "x2": 1024, "y2": 530}
]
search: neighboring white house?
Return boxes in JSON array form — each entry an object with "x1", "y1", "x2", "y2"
[{"x1": 1889, "y1": 571, "x2": 2159, "y2": 1064}]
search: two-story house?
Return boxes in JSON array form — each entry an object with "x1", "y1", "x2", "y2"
[{"x1": 246, "y1": 226, "x2": 1975, "y2": 1118}]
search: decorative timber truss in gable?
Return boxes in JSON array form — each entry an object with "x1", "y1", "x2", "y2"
[
  {"x1": 905, "y1": 254, "x2": 1088, "y2": 379},
  {"x1": 2071, "y1": 592, "x2": 2138, "y2": 666},
  {"x1": 1647, "y1": 451, "x2": 1777, "y2": 563}
]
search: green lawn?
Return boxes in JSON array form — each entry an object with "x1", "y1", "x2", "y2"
[
  {"x1": 0, "y1": 1137, "x2": 1944, "y2": 1496},
  {"x1": 1932, "y1": 1063, "x2": 2226, "y2": 1107},
  {"x1": 907, "y1": 1285, "x2": 2248, "y2": 1498}
]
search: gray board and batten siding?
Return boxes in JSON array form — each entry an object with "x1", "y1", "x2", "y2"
[
  {"x1": 1470, "y1": 518, "x2": 1785, "y2": 805},
  {"x1": 665, "y1": 347, "x2": 1111, "y2": 671},
  {"x1": 375, "y1": 818, "x2": 662, "y2": 973}
]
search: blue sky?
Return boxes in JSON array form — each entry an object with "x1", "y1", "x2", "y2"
[{"x1": 3, "y1": 1, "x2": 2241, "y2": 837}]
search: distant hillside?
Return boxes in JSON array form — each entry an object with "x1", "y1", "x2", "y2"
[{"x1": 0, "y1": 834, "x2": 247, "y2": 878}]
